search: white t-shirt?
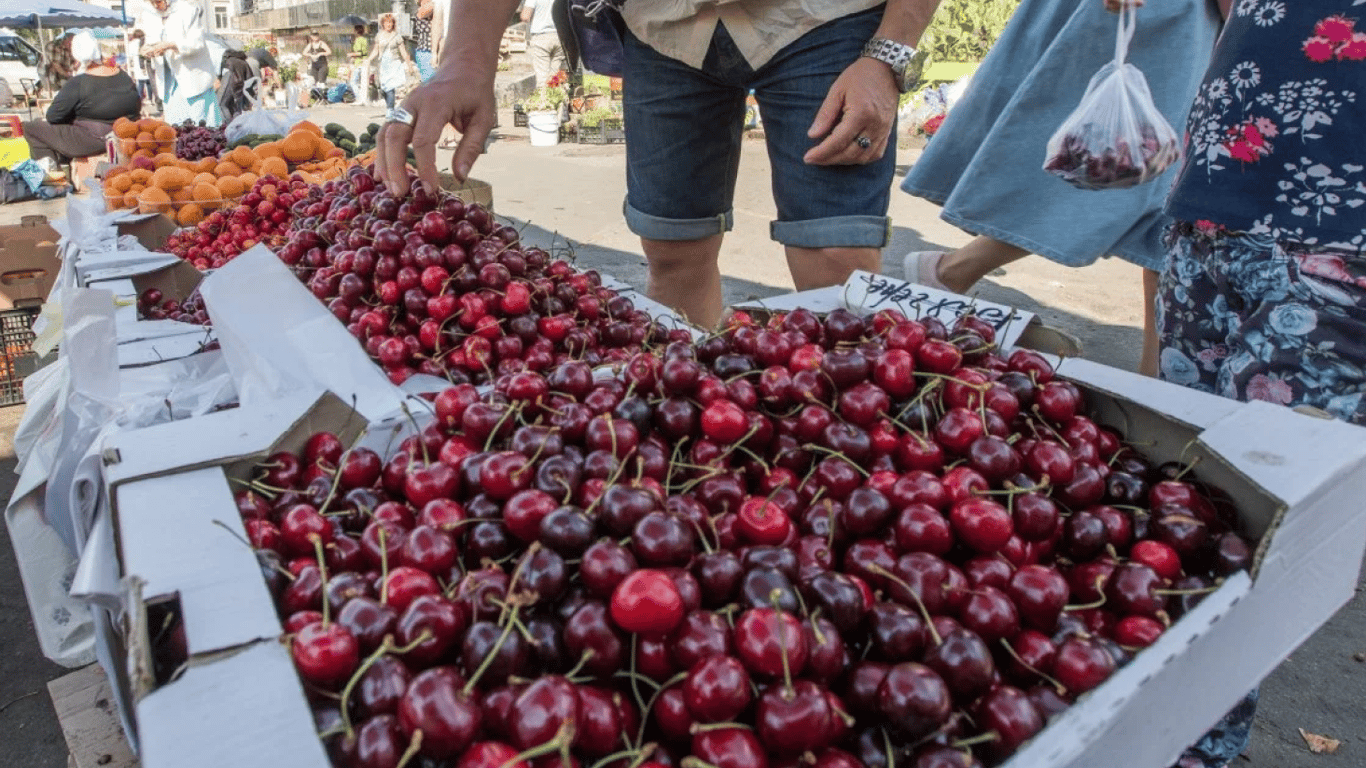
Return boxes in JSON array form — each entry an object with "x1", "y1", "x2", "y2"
[
  {"x1": 525, "y1": 0, "x2": 556, "y2": 36},
  {"x1": 126, "y1": 37, "x2": 145, "y2": 80}
]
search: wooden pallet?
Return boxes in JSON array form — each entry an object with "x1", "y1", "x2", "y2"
[{"x1": 49, "y1": 665, "x2": 139, "y2": 768}]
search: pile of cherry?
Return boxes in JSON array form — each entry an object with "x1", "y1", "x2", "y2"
[
  {"x1": 161, "y1": 174, "x2": 307, "y2": 270},
  {"x1": 138, "y1": 286, "x2": 210, "y2": 326},
  {"x1": 273, "y1": 169, "x2": 685, "y2": 387},
  {"x1": 238, "y1": 307, "x2": 1253, "y2": 768}
]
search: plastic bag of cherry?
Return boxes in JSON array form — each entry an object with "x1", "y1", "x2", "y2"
[{"x1": 1042, "y1": 5, "x2": 1179, "y2": 190}]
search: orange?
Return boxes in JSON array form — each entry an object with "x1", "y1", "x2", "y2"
[
  {"x1": 280, "y1": 131, "x2": 315, "y2": 163},
  {"x1": 254, "y1": 142, "x2": 282, "y2": 160},
  {"x1": 153, "y1": 124, "x2": 176, "y2": 142},
  {"x1": 175, "y1": 203, "x2": 205, "y2": 226},
  {"x1": 259, "y1": 157, "x2": 288, "y2": 178},
  {"x1": 113, "y1": 117, "x2": 138, "y2": 139},
  {"x1": 108, "y1": 174, "x2": 133, "y2": 193},
  {"x1": 153, "y1": 152, "x2": 179, "y2": 169},
  {"x1": 129, "y1": 168, "x2": 153, "y2": 185},
  {"x1": 192, "y1": 172, "x2": 217, "y2": 186},
  {"x1": 215, "y1": 175, "x2": 245, "y2": 199},
  {"x1": 239, "y1": 172, "x2": 258, "y2": 188},
  {"x1": 229, "y1": 145, "x2": 256, "y2": 168},
  {"x1": 192, "y1": 182, "x2": 223, "y2": 209},
  {"x1": 137, "y1": 187, "x2": 172, "y2": 214},
  {"x1": 291, "y1": 120, "x2": 323, "y2": 137},
  {"x1": 215, "y1": 161, "x2": 243, "y2": 177}
]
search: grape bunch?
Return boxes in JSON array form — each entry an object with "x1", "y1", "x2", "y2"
[{"x1": 175, "y1": 119, "x2": 228, "y2": 161}]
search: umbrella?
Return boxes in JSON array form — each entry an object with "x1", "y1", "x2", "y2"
[
  {"x1": 59, "y1": 25, "x2": 124, "y2": 39},
  {"x1": 0, "y1": 0, "x2": 125, "y2": 29},
  {"x1": 334, "y1": 14, "x2": 369, "y2": 27}
]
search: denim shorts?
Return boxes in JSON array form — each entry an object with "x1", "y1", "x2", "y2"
[{"x1": 622, "y1": 7, "x2": 894, "y2": 249}]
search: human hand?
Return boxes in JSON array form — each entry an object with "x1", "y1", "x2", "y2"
[
  {"x1": 804, "y1": 57, "x2": 899, "y2": 166},
  {"x1": 377, "y1": 65, "x2": 497, "y2": 196},
  {"x1": 1103, "y1": 0, "x2": 1144, "y2": 12}
]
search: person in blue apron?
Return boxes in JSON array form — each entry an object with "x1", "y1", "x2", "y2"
[{"x1": 141, "y1": 0, "x2": 222, "y2": 128}]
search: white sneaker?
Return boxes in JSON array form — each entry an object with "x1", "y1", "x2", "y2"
[{"x1": 902, "y1": 250, "x2": 951, "y2": 291}]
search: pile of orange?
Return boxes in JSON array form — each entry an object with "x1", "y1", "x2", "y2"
[
  {"x1": 112, "y1": 116, "x2": 177, "y2": 160},
  {"x1": 102, "y1": 121, "x2": 351, "y2": 226}
]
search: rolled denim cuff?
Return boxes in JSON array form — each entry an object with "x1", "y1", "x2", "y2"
[
  {"x1": 624, "y1": 199, "x2": 733, "y2": 241},
  {"x1": 770, "y1": 215, "x2": 891, "y2": 249}
]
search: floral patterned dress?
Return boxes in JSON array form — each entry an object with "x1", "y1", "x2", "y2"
[{"x1": 1159, "y1": 1, "x2": 1366, "y2": 427}]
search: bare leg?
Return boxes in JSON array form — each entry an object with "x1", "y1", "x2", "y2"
[
  {"x1": 936, "y1": 235, "x2": 1030, "y2": 293},
  {"x1": 1140, "y1": 268, "x2": 1159, "y2": 377},
  {"x1": 786, "y1": 246, "x2": 882, "y2": 292},
  {"x1": 642, "y1": 235, "x2": 725, "y2": 329}
]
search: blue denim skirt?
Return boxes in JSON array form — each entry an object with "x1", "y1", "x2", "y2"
[{"x1": 902, "y1": 0, "x2": 1219, "y2": 270}]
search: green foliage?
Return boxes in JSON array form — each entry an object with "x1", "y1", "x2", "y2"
[
  {"x1": 579, "y1": 106, "x2": 620, "y2": 128},
  {"x1": 279, "y1": 64, "x2": 299, "y2": 83},
  {"x1": 921, "y1": 0, "x2": 1021, "y2": 64}
]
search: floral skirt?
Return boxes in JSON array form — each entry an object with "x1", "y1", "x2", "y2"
[{"x1": 1158, "y1": 221, "x2": 1366, "y2": 425}]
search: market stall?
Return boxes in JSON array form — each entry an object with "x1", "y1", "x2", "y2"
[{"x1": 6, "y1": 115, "x2": 1366, "y2": 768}]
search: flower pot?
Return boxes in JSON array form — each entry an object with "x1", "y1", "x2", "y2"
[{"x1": 527, "y1": 110, "x2": 561, "y2": 147}]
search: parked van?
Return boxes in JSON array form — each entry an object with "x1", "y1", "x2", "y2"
[{"x1": 0, "y1": 34, "x2": 42, "y2": 107}]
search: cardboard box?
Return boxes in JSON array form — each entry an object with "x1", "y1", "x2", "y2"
[
  {"x1": 438, "y1": 174, "x2": 495, "y2": 212},
  {"x1": 100, "y1": 391, "x2": 374, "y2": 768},
  {"x1": 994, "y1": 360, "x2": 1366, "y2": 768},
  {"x1": 116, "y1": 214, "x2": 178, "y2": 253},
  {"x1": 0, "y1": 216, "x2": 62, "y2": 310},
  {"x1": 86, "y1": 261, "x2": 206, "y2": 334}
]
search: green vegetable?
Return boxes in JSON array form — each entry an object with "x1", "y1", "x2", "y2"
[{"x1": 324, "y1": 122, "x2": 346, "y2": 137}]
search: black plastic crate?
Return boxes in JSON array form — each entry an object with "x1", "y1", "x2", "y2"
[
  {"x1": 577, "y1": 118, "x2": 625, "y2": 145},
  {"x1": 1, "y1": 306, "x2": 41, "y2": 407},
  {"x1": 513, "y1": 104, "x2": 528, "y2": 128}
]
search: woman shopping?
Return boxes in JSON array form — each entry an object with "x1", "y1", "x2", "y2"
[
  {"x1": 899, "y1": 0, "x2": 1223, "y2": 376},
  {"x1": 24, "y1": 32, "x2": 140, "y2": 165},
  {"x1": 368, "y1": 13, "x2": 417, "y2": 111},
  {"x1": 141, "y1": 0, "x2": 221, "y2": 127},
  {"x1": 302, "y1": 31, "x2": 332, "y2": 87}
]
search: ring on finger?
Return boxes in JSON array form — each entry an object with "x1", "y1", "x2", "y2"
[
  {"x1": 855, "y1": 135, "x2": 872, "y2": 150},
  {"x1": 386, "y1": 106, "x2": 415, "y2": 127}
]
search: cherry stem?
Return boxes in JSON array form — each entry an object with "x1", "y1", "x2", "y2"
[
  {"x1": 564, "y1": 648, "x2": 597, "y2": 681},
  {"x1": 868, "y1": 564, "x2": 941, "y2": 646},
  {"x1": 399, "y1": 402, "x2": 431, "y2": 465},
  {"x1": 589, "y1": 746, "x2": 650, "y2": 768},
  {"x1": 1063, "y1": 575, "x2": 1109, "y2": 611},
  {"x1": 680, "y1": 759, "x2": 722, "y2": 768},
  {"x1": 339, "y1": 634, "x2": 422, "y2": 739},
  {"x1": 210, "y1": 521, "x2": 297, "y2": 581},
  {"x1": 628, "y1": 634, "x2": 647, "y2": 741},
  {"x1": 769, "y1": 590, "x2": 795, "y2": 695},
  {"x1": 378, "y1": 526, "x2": 391, "y2": 606},
  {"x1": 800, "y1": 444, "x2": 871, "y2": 477},
  {"x1": 497, "y1": 721, "x2": 575, "y2": 768},
  {"x1": 463, "y1": 604, "x2": 520, "y2": 696},
  {"x1": 395, "y1": 729, "x2": 424, "y2": 768},
  {"x1": 1154, "y1": 585, "x2": 1220, "y2": 596},
  {"x1": 689, "y1": 721, "x2": 752, "y2": 734},
  {"x1": 997, "y1": 637, "x2": 1067, "y2": 693},
  {"x1": 951, "y1": 731, "x2": 998, "y2": 749},
  {"x1": 484, "y1": 402, "x2": 525, "y2": 453},
  {"x1": 312, "y1": 537, "x2": 331, "y2": 626}
]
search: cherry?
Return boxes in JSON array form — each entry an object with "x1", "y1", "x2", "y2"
[
  {"x1": 734, "y1": 607, "x2": 808, "y2": 679},
  {"x1": 670, "y1": 611, "x2": 734, "y2": 670},
  {"x1": 1130, "y1": 539, "x2": 1182, "y2": 581},
  {"x1": 735, "y1": 496, "x2": 793, "y2": 545},
  {"x1": 610, "y1": 569, "x2": 685, "y2": 637},
  {"x1": 756, "y1": 679, "x2": 834, "y2": 754},
  {"x1": 878, "y1": 662, "x2": 952, "y2": 740},
  {"x1": 922, "y1": 628, "x2": 996, "y2": 702},
  {"x1": 956, "y1": 585, "x2": 1020, "y2": 642},
  {"x1": 292, "y1": 621, "x2": 359, "y2": 688},
  {"x1": 949, "y1": 498, "x2": 1013, "y2": 554},
  {"x1": 510, "y1": 676, "x2": 581, "y2": 750},
  {"x1": 1105, "y1": 562, "x2": 1166, "y2": 617},
  {"x1": 976, "y1": 685, "x2": 1044, "y2": 759},
  {"x1": 1007, "y1": 564, "x2": 1069, "y2": 632},
  {"x1": 684, "y1": 654, "x2": 752, "y2": 722},
  {"x1": 398, "y1": 666, "x2": 483, "y2": 758},
  {"x1": 1051, "y1": 636, "x2": 1116, "y2": 696},
  {"x1": 580, "y1": 539, "x2": 639, "y2": 597},
  {"x1": 563, "y1": 601, "x2": 627, "y2": 677}
]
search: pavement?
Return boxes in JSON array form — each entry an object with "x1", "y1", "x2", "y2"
[{"x1": 0, "y1": 90, "x2": 1362, "y2": 767}]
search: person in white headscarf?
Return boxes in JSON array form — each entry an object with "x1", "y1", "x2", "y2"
[
  {"x1": 23, "y1": 32, "x2": 140, "y2": 164},
  {"x1": 141, "y1": 0, "x2": 222, "y2": 127}
]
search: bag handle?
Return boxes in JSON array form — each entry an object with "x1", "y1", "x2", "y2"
[{"x1": 1113, "y1": 1, "x2": 1137, "y2": 64}]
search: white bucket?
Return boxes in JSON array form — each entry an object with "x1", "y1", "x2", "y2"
[{"x1": 527, "y1": 111, "x2": 560, "y2": 147}]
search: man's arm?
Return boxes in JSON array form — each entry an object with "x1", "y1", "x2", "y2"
[
  {"x1": 378, "y1": 0, "x2": 523, "y2": 195},
  {"x1": 805, "y1": 0, "x2": 943, "y2": 166}
]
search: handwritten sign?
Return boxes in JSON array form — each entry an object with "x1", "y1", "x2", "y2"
[{"x1": 841, "y1": 270, "x2": 1035, "y2": 349}]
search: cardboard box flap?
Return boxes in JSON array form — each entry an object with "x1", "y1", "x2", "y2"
[
  {"x1": 1057, "y1": 357, "x2": 1242, "y2": 432},
  {"x1": 101, "y1": 390, "x2": 354, "y2": 488},
  {"x1": 115, "y1": 213, "x2": 177, "y2": 252},
  {"x1": 0, "y1": 218, "x2": 62, "y2": 309},
  {"x1": 116, "y1": 468, "x2": 281, "y2": 657},
  {"x1": 135, "y1": 642, "x2": 329, "y2": 768},
  {"x1": 81, "y1": 255, "x2": 183, "y2": 284}
]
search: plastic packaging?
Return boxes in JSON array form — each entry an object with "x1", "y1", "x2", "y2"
[{"x1": 1043, "y1": 5, "x2": 1179, "y2": 190}]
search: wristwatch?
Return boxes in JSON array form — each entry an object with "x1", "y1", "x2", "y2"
[{"x1": 861, "y1": 37, "x2": 919, "y2": 93}]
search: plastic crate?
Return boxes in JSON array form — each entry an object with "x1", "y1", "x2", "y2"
[
  {"x1": 576, "y1": 118, "x2": 625, "y2": 145},
  {"x1": 513, "y1": 104, "x2": 528, "y2": 128},
  {"x1": 0, "y1": 306, "x2": 41, "y2": 407}
]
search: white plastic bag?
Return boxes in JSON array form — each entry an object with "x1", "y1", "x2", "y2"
[
  {"x1": 1043, "y1": 4, "x2": 1179, "y2": 190},
  {"x1": 223, "y1": 82, "x2": 310, "y2": 144}
]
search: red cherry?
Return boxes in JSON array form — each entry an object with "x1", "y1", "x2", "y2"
[
  {"x1": 610, "y1": 569, "x2": 685, "y2": 637},
  {"x1": 735, "y1": 496, "x2": 793, "y2": 545},
  {"x1": 291, "y1": 621, "x2": 359, "y2": 687}
]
